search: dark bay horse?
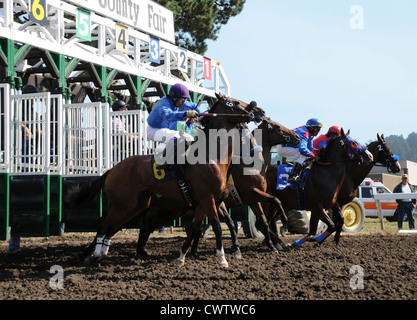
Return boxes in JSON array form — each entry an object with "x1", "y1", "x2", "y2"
[
  {"x1": 320, "y1": 134, "x2": 401, "y2": 245},
  {"x1": 265, "y1": 131, "x2": 373, "y2": 246},
  {"x1": 135, "y1": 117, "x2": 300, "y2": 258},
  {"x1": 66, "y1": 93, "x2": 264, "y2": 267}
]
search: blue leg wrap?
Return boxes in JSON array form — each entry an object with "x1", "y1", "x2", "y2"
[
  {"x1": 293, "y1": 236, "x2": 308, "y2": 247},
  {"x1": 315, "y1": 230, "x2": 329, "y2": 243}
]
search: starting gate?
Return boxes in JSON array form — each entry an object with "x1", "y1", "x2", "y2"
[{"x1": 0, "y1": 0, "x2": 232, "y2": 240}]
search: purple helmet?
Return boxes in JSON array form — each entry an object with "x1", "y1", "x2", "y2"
[{"x1": 169, "y1": 83, "x2": 190, "y2": 99}]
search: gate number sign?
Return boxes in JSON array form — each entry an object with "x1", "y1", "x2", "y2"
[
  {"x1": 116, "y1": 23, "x2": 129, "y2": 53},
  {"x1": 76, "y1": 8, "x2": 91, "y2": 41},
  {"x1": 30, "y1": 0, "x2": 48, "y2": 26},
  {"x1": 203, "y1": 57, "x2": 211, "y2": 80},
  {"x1": 149, "y1": 36, "x2": 160, "y2": 64}
]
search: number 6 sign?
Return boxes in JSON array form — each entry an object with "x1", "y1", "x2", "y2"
[{"x1": 30, "y1": 0, "x2": 47, "y2": 26}]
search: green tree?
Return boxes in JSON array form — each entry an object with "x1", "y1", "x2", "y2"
[{"x1": 155, "y1": 0, "x2": 246, "y2": 54}]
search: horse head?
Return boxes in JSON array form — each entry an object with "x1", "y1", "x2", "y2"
[
  {"x1": 258, "y1": 117, "x2": 300, "y2": 147},
  {"x1": 341, "y1": 129, "x2": 374, "y2": 165},
  {"x1": 320, "y1": 129, "x2": 372, "y2": 164},
  {"x1": 371, "y1": 133, "x2": 401, "y2": 173},
  {"x1": 214, "y1": 93, "x2": 265, "y2": 123}
]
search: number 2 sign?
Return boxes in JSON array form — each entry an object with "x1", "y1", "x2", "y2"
[{"x1": 203, "y1": 57, "x2": 211, "y2": 80}]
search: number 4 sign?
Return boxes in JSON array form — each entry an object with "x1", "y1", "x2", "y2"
[
  {"x1": 203, "y1": 57, "x2": 211, "y2": 80},
  {"x1": 116, "y1": 23, "x2": 129, "y2": 53}
]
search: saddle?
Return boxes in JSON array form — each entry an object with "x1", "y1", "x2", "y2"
[
  {"x1": 151, "y1": 156, "x2": 193, "y2": 208},
  {"x1": 276, "y1": 163, "x2": 310, "y2": 210}
]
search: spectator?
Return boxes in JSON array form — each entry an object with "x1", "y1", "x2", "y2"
[{"x1": 393, "y1": 174, "x2": 416, "y2": 230}]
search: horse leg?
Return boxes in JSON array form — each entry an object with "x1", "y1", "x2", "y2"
[
  {"x1": 251, "y1": 202, "x2": 280, "y2": 252},
  {"x1": 210, "y1": 215, "x2": 229, "y2": 267},
  {"x1": 332, "y1": 203, "x2": 344, "y2": 246},
  {"x1": 217, "y1": 202, "x2": 241, "y2": 259},
  {"x1": 137, "y1": 228, "x2": 152, "y2": 256},
  {"x1": 190, "y1": 219, "x2": 203, "y2": 259},
  {"x1": 314, "y1": 208, "x2": 336, "y2": 244},
  {"x1": 93, "y1": 191, "x2": 152, "y2": 260},
  {"x1": 293, "y1": 207, "x2": 322, "y2": 247}
]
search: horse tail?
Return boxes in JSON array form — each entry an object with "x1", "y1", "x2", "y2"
[{"x1": 64, "y1": 170, "x2": 111, "y2": 207}]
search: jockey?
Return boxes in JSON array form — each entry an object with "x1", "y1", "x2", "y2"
[
  {"x1": 313, "y1": 126, "x2": 342, "y2": 155},
  {"x1": 276, "y1": 118, "x2": 323, "y2": 184},
  {"x1": 147, "y1": 83, "x2": 202, "y2": 168}
]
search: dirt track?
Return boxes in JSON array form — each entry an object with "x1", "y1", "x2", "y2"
[{"x1": 1, "y1": 232, "x2": 417, "y2": 301}]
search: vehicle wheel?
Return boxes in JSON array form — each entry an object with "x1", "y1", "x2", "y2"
[
  {"x1": 242, "y1": 208, "x2": 264, "y2": 238},
  {"x1": 341, "y1": 198, "x2": 365, "y2": 233},
  {"x1": 386, "y1": 208, "x2": 399, "y2": 222}
]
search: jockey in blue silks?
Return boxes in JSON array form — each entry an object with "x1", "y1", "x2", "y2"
[
  {"x1": 276, "y1": 118, "x2": 323, "y2": 184},
  {"x1": 147, "y1": 83, "x2": 202, "y2": 168}
]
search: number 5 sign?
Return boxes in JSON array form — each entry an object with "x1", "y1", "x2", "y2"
[
  {"x1": 30, "y1": 0, "x2": 47, "y2": 26},
  {"x1": 203, "y1": 57, "x2": 211, "y2": 80},
  {"x1": 77, "y1": 8, "x2": 91, "y2": 41}
]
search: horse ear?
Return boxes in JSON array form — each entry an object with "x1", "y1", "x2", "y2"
[
  {"x1": 346, "y1": 129, "x2": 350, "y2": 136},
  {"x1": 381, "y1": 134, "x2": 385, "y2": 140},
  {"x1": 215, "y1": 92, "x2": 223, "y2": 100},
  {"x1": 377, "y1": 133, "x2": 383, "y2": 142},
  {"x1": 341, "y1": 128, "x2": 346, "y2": 138}
]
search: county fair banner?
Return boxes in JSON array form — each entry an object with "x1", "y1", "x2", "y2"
[{"x1": 66, "y1": 0, "x2": 175, "y2": 43}]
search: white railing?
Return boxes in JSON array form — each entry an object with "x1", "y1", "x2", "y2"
[
  {"x1": 373, "y1": 192, "x2": 417, "y2": 232},
  {"x1": 0, "y1": 84, "x2": 10, "y2": 172},
  {"x1": 109, "y1": 109, "x2": 155, "y2": 168},
  {"x1": 63, "y1": 102, "x2": 109, "y2": 176},
  {"x1": 1, "y1": 89, "x2": 158, "y2": 176}
]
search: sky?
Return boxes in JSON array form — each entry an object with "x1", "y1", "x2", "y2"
[{"x1": 205, "y1": 0, "x2": 417, "y2": 144}]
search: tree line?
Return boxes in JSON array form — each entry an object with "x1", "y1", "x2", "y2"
[{"x1": 383, "y1": 132, "x2": 417, "y2": 162}]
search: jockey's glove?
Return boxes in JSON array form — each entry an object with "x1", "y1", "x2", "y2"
[{"x1": 184, "y1": 110, "x2": 198, "y2": 118}]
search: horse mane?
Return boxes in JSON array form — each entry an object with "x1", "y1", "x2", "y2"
[{"x1": 317, "y1": 135, "x2": 341, "y2": 162}]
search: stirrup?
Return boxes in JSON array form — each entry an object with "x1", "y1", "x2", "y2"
[
  {"x1": 287, "y1": 175, "x2": 301, "y2": 184},
  {"x1": 155, "y1": 162, "x2": 174, "y2": 170}
]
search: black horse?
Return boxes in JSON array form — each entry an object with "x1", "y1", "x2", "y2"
[
  {"x1": 265, "y1": 130, "x2": 373, "y2": 246},
  {"x1": 322, "y1": 134, "x2": 401, "y2": 245}
]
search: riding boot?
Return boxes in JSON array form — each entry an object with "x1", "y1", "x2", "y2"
[{"x1": 287, "y1": 162, "x2": 302, "y2": 184}]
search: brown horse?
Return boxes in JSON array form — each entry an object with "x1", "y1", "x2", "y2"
[
  {"x1": 135, "y1": 118, "x2": 300, "y2": 258},
  {"x1": 323, "y1": 134, "x2": 401, "y2": 245},
  {"x1": 65, "y1": 93, "x2": 265, "y2": 267},
  {"x1": 265, "y1": 131, "x2": 374, "y2": 246}
]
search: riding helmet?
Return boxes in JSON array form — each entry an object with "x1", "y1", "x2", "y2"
[
  {"x1": 22, "y1": 84, "x2": 38, "y2": 94},
  {"x1": 112, "y1": 99, "x2": 127, "y2": 111},
  {"x1": 328, "y1": 125, "x2": 341, "y2": 135},
  {"x1": 169, "y1": 83, "x2": 190, "y2": 99},
  {"x1": 306, "y1": 118, "x2": 323, "y2": 128}
]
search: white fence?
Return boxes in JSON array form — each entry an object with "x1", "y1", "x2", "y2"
[
  {"x1": 0, "y1": 84, "x2": 155, "y2": 176},
  {"x1": 373, "y1": 192, "x2": 417, "y2": 232}
]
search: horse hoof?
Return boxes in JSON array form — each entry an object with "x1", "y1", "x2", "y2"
[
  {"x1": 137, "y1": 248, "x2": 151, "y2": 257},
  {"x1": 274, "y1": 243, "x2": 284, "y2": 251},
  {"x1": 176, "y1": 258, "x2": 185, "y2": 266},
  {"x1": 233, "y1": 251, "x2": 242, "y2": 260},
  {"x1": 220, "y1": 261, "x2": 229, "y2": 268},
  {"x1": 280, "y1": 227, "x2": 287, "y2": 237},
  {"x1": 83, "y1": 256, "x2": 93, "y2": 265}
]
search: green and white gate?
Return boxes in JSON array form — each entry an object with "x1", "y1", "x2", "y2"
[{"x1": 0, "y1": 0, "x2": 231, "y2": 240}]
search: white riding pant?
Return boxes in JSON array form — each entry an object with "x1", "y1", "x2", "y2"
[{"x1": 276, "y1": 145, "x2": 308, "y2": 164}]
